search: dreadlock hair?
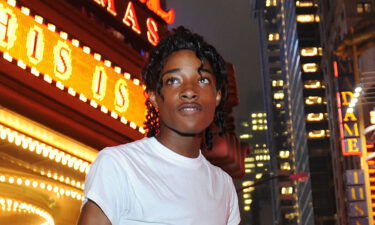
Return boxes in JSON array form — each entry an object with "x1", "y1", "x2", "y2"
[{"x1": 141, "y1": 26, "x2": 228, "y2": 150}]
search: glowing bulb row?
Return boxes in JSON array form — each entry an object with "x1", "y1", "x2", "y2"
[
  {"x1": 0, "y1": 175, "x2": 83, "y2": 201},
  {"x1": 0, "y1": 124, "x2": 91, "y2": 174},
  {"x1": 3, "y1": 0, "x2": 146, "y2": 134},
  {"x1": 41, "y1": 170, "x2": 84, "y2": 190},
  {"x1": 346, "y1": 86, "x2": 363, "y2": 113},
  {"x1": 0, "y1": 196, "x2": 55, "y2": 225},
  {"x1": 0, "y1": 152, "x2": 84, "y2": 190}
]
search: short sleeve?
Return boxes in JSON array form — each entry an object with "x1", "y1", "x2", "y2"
[
  {"x1": 83, "y1": 149, "x2": 129, "y2": 224},
  {"x1": 227, "y1": 177, "x2": 241, "y2": 225}
]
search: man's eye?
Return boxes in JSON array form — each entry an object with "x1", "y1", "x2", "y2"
[
  {"x1": 166, "y1": 77, "x2": 179, "y2": 85},
  {"x1": 199, "y1": 77, "x2": 210, "y2": 84}
]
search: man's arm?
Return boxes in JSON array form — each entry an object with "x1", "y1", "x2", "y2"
[{"x1": 77, "y1": 200, "x2": 111, "y2": 225}]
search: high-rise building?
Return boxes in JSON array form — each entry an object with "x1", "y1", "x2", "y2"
[
  {"x1": 252, "y1": 0, "x2": 315, "y2": 224},
  {"x1": 317, "y1": 0, "x2": 375, "y2": 224},
  {"x1": 237, "y1": 112, "x2": 272, "y2": 225},
  {"x1": 295, "y1": 1, "x2": 337, "y2": 224}
]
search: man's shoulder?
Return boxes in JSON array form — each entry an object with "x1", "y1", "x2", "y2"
[{"x1": 99, "y1": 137, "x2": 153, "y2": 159}]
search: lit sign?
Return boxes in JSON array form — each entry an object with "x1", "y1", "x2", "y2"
[
  {"x1": 334, "y1": 61, "x2": 363, "y2": 156},
  {"x1": 345, "y1": 170, "x2": 369, "y2": 225},
  {"x1": 338, "y1": 91, "x2": 362, "y2": 156},
  {"x1": 91, "y1": 0, "x2": 175, "y2": 46},
  {"x1": 0, "y1": 2, "x2": 147, "y2": 130}
]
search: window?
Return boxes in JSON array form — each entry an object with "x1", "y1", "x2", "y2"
[
  {"x1": 281, "y1": 186, "x2": 293, "y2": 195},
  {"x1": 357, "y1": 3, "x2": 372, "y2": 13},
  {"x1": 306, "y1": 112, "x2": 324, "y2": 122},
  {"x1": 279, "y1": 150, "x2": 290, "y2": 158},
  {"x1": 300, "y1": 47, "x2": 322, "y2": 56},
  {"x1": 296, "y1": 14, "x2": 320, "y2": 23},
  {"x1": 266, "y1": 0, "x2": 277, "y2": 7},
  {"x1": 268, "y1": 33, "x2": 279, "y2": 41},
  {"x1": 302, "y1": 63, "x2": 319, "y2": 73},
  {"x1": 274, "y1": 91, "x2": 284, "y2": 100},
  {"x1": 296, "y1": 1, "x2": 314, "y2": 7},
  {"x1": 305, "y1": 96, "x2": 323, "y2": 105},
  {"x1": 308, "y1": 129, "x2": 330, "y2": 139},
  {"x1": 272, "y1": 80, "x2": 284, "y2": 87},
  {"x1": 304, "y1": 80, "x2": 324, "y2": 89},
  {"x1": 280, "y1": 162, "x2": 291, "y2": 170}
]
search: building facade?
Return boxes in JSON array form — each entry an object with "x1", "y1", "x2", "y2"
[
  {"x1": 0, "y1": 0, "x2": 172, "y2": 224},
  {"x1": 318, "y1": 0, "x2": 375, "y2": 224},
  {"x1": 252, "y1": 0, "x2": 315, "y2": 224}
]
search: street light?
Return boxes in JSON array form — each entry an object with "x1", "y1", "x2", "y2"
[{"x1": 237, "y1": 173, "x2": 309, "y2": 193}]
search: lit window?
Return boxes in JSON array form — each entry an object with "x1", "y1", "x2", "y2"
[
  {"x1": 296, "y1": 1, "x2": 314, "y2": 7},
  {"x1": 275, "y1": 103, "x2": 283, "y2": 109},
  {"x1": 305, "y1": 96, "x2": 323, "y2": 105},
  {"x1": 257, "y1": 163, "x2": 264, "y2": 167},
  {"x1": 306, "y1": 113, "x2": 324, "y2": 122},
  {"x1": 279, "y1": 150, "x2": 290, "y2": 158},
  {"x1": 243, "y1": 194, "x2": 250, "y2": 199},
  {"x1": 304, "y1": 80, "x2": 323, "y2": 89},
  {"x1": 245, "y1": 163, "x2": 255, "y2": 168},
  {"x1": 296, "y1": 14, "x2": 320, "y2": 23},
  {"x1": 371, "y1": 111, "x2": 375, "y2": 124},
  {"x1": 244, "y1": 206, "x2": 250, "y2": 211},
  {"x1": 281, "y1": 186, "x2": 293, "y2": 195},
  {"x1": 251, "y1": 113, "x2": 257, "y2": 118},
  {"x1": 272, "y1": 80, "x2": 284, "y2": 87},
  {"x1": 274, "y1": 91, "x2": 284, "y2": 100},
  {"x1": 252, "y1": 125, "x2": 258, "y2": 131},
  {"x1": 240, "y1": 134, "x2": 252, "y2": 139},
  {"x1": 242, "y1": 181, "x2": 253, "y2": 187},
  {"x1": 280, "y1": 162, "x2": 291, "y2": 170},
  {"x1": 266, "y1": 0, "x2": 277, "y2": 7},
  {"x1": 357, "y1": 3, "x2": 372, "y2": 13},
  {"x1": 245, "y1": 169, "x2": 252, "y2": 173},
  {"x1": 242, "y1": 122, "x2": 249, "y2": 127},
  {"x1": 308, "y1": 129, "x2": 330, "y2": 139},
  {"x1": 244, "y1": 199, "x2": 252, "y2": 204},
  {"x1": 268, "y1": 33, "x2": 280, "y2": 41},
  {"x1": 255, "y1": 173, "x2": 263, "y2": 179},
  {"x1": 302, "y1": 63, "x2": 318, "y2": 72},
  {"x1": 300, "y1": 47, "x2": 322, "y2": 56},
  {"x1": 245, "y1": 157, "x2": 254, "y2": 162}
]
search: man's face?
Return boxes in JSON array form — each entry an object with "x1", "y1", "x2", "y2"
[{"x1": 149, "y1": 49, "x2": 221, "y2": 136}]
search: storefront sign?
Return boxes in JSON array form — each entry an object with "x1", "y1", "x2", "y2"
[
  {"x1": 334, "y1": 61, "x2": 363, "y2": 156},
  {"x1": 91, "y1": 0, "x2": 175, "y2": 45},
  {"x1": 338, "y1": 91, "x2": 362, "y2": 156},
  {"x1": 346, "y1": 170, "x2": 369, "y2": 225},
  {"x1": 0, "y1": 2, "x2": 147, "y2": 129}
]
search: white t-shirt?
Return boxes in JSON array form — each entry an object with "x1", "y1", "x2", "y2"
[{"x1": 83, "y1": 137, "x2": 240, "y2": 225}]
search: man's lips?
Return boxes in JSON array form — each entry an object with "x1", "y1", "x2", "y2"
[{"x1": 177, "y1": 103, "x2": 202, "y2": 112}]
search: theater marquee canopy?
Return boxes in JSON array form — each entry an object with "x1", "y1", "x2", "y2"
[{"x1": 0, "y1": 1, "x2": 147, "y2": 132}]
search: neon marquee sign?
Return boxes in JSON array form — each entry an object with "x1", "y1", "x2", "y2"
[
  {"x1": 0, "y1": 1, "x2": 147, "y2": 131},
  {"x1": 92, "y1": 0, "x2": 175, "y2": 46}
]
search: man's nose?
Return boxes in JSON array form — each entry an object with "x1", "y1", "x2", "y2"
[{"x1": 180, "y1": 85, "x2": 198, "y2": 100}]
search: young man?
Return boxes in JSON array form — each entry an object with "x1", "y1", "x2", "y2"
[{"x1": 78, "y1": 27, "x2": 240, "y2": 225}]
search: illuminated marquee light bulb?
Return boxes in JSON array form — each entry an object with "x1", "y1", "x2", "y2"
[
  {"x1": 0, "y1": 197, "x2": 55, "y2": 225},
  {"x1": 34, "y1": 15, "x2": 43, "y2": 24}
]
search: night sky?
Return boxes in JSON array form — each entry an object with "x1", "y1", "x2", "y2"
[{"x1": 165, "y1": 0, "x2": 263, "y2": 127}]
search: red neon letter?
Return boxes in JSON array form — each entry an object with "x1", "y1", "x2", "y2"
[
  {"x1": 146, "y1": 18, "x2": 159, "y2": 46},
  {"x1": 0, "y1": 12, "x2": 11, "y2": 43},
  {"x1": 143, "y1": 0, "x2": 175, "y2": 24},
  {"x1": 122, "y1": 2, "x2": 141, "y2": 34},
  {"x1": 93, "y1": 0, "x2": 117, "y2": 16}
]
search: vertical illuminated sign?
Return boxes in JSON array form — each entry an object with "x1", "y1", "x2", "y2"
[
  {"x1": 334, "y1": 61, "x2": 363, "y2": 156},
  {"x1": 346, "y1": 170, "x2": 369, "y2": 225}
]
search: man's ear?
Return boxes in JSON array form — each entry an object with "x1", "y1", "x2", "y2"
[
  {"x1": 148, "y1": 91, "x2": 158, "y2": 108},
  {"x1": 215, "y1": 90, "x2": 222, "y2": 107}
]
